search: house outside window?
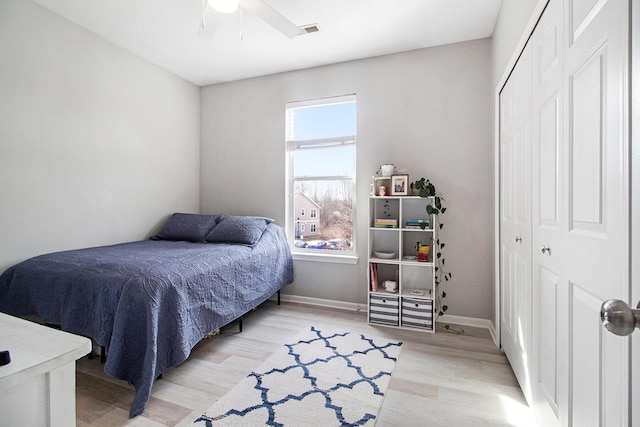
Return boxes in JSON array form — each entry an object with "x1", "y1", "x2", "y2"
[
  {"x1": 294, "y1": 191, "x2": 320, "y2": 239},
  {"x1": 286, "y1": 95, "x2": 356, "y2": 255}
]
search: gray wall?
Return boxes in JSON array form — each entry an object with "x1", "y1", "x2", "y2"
[
  {"x1": 0, "y1": 0, "x2": 200, "y2": 272},
  {"x1": 201, "y1": 39, "x2": 494, "y2": 320},
  {"x1": 0, "y1": 0, "x2": 544, "y2": 323}
]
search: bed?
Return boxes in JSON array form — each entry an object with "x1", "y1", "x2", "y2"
[{"x1": 0, "y1": 213, "x2": 294, "y2": 417}]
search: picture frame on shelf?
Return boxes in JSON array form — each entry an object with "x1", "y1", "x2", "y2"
[{"x1": 391, "y1": 174, "x2": 409, "y2": 196}]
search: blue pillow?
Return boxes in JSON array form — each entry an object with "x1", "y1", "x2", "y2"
[
  {"x1": 205, "y1": 216, "x2": 273, "y2": 246},
  {"x1": 152, "y1": 213, "x2": 222, "y2": 242}
]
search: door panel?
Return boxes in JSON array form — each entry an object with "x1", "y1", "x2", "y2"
[
  {"x1": 570, "y1": 0, "x2": 607, "y2": 42},
  {"x1": 540, "y1": 24, "x2": 560, "y2": 78},
  {"x1": 500, "y1": 41, "x2": 532, "y2": 400},
  {"x1": 538, "y1": 266, "x2": 559, "y2": 409},
  {"x1": 569, "y1": 48, "x2": 605, "y2": 230},
  {"x1": 531, "y1": 0, "x2": 564, "y2": 425},
  {"x1": 570, "y1": 283, "x2": 602, "y2": 426},
  {"x1": 539, "y1": 96, "x2": 561, "y2": 226},
  {"x1": 515, "y1": 127, "x2": 531, "y2": 225},
  {"x1": 514, "y1": 251, "x2": 530, "y2": 352},
  {"x1": 565, "y1": 0, "x2": 629, "y2": 424},
  {"x1": 501, "y1": 245, "x2": 514, "y2": 333}
]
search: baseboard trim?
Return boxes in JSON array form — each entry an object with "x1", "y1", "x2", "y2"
[
  {"x1": 439, "y1": 314, "x2": 498, "y2": 344},
  {"x1": 273, "y1": 294, "x2": 367, "y2": 313},
  {"x1": 273, "y1": 294, "x2": 496, "y2": 341}
]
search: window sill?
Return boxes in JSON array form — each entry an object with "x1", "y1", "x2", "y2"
[{"x1": 292, "y1": 251, "x2": 359, "y2": 264}]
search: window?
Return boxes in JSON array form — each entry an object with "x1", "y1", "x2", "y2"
[{"x1": 286, "y1": 95, "x2": 356, "y2": 256}]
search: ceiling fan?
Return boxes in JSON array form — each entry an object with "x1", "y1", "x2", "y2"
[{"x1": 198, "y1": 0, "x2": 307, "y2": 40}]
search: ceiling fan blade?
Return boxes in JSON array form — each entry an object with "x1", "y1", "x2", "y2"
[
  {"x1": 197, "y1": 4, "x2": 220, "y2": 40},
  {"x1": 239, "y1": 0, "x2": 302, "y2": 38}
]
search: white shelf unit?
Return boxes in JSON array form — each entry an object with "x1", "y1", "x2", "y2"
[{"x1": 367, "y1": 196, "x2": 436, "y2": 332}]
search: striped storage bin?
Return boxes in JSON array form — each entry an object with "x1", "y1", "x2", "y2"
[
  {"x1": 401, "y1": 297, "x2": 434, "y2": 330},
  {"x1": 369, "y1": 294, "x2": 399, "y2": 326}
]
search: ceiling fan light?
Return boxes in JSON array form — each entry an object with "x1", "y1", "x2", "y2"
[{"x1": 208, "y1": 0, "x2": 240, "y2": 14}]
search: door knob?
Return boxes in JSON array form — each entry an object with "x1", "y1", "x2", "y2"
[
  {"x1": 541, "y1": 245, "x2": 551, "y2": 254},
  {"x1": 515, "y1": 236, "x2": 522, "y2": 243},
  {"x1": 600, "y1": 299, "x2": 640, "y2": 336}
]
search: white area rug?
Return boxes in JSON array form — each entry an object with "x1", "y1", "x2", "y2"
[{"x1": 192, "y1": 326, "x2": 403, "y2": 426}]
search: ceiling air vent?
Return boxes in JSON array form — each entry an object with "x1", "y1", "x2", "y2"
[{"x1": 300, "y1": 24, "x2": 320, "y2": 34}]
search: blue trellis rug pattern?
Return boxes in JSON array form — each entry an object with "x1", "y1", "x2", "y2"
[{"x1": 192, "y1": 325, "x2": 403, "y2": 426}]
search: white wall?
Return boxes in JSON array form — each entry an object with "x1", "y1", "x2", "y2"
[
  {"x1": 0, "y1": 0, "x2": 200, "y2": 272},
  {"x1": 201, "y1": 39, "x2": 494, "y2": 320}
]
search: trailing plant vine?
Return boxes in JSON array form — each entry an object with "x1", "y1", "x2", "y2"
[{"x1": 411, "y1": 178, "x2": 461, "y2": 334}]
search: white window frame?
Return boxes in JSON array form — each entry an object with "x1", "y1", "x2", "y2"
[{"x1": 285, "y1": 94, "x2": 358, "y2": 264}]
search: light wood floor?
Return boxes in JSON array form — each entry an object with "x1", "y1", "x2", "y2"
[{"x1": 75, "y1": 302, "x2": 534, "y2": 426}]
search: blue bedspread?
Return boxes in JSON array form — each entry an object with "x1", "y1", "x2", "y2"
[{"x1": 0, "y1": 223, "x2": 293, "y2": 417}]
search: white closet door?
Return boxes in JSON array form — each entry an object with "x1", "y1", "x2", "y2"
[
  {"x1": 530, "y1": 0, "x2": 564, "y2": 424},
  {"x1": 499, "y1": 41, "x2": 532, "y2": 400},
  {"x1": 561, "y1": 0, "x2": 630, "y2": 424},
  {"x1": 500, "y1": 0, "x2": 631, "y2": 425},
  {"x1": 632, "y1": 4, "x2": 640, "y2": 426}
]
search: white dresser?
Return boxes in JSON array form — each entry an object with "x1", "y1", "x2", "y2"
[{"x1": 0, "y1": 313, "x2": 91, "y2": 427}]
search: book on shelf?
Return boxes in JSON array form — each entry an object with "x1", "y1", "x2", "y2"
[
  {"x1": 405, "y1": 219, "x2": 430, "y2": 229},
  {"x1": 369, "y1": 263, "x2": 379, "y2": 292},
  {"x1": 374, "y1": 218, "x2": 398, "y2": 228}
]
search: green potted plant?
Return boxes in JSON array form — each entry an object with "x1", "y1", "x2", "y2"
[
  {"x1": 411, "y1": 178, "x2": 435, "y2": 198},
  {"x1": 410, "y1": 181, "x2": 421, "y2": 196},
  {"x1": 413, "y1": 177, "x2": 458, "y2": 333}
]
